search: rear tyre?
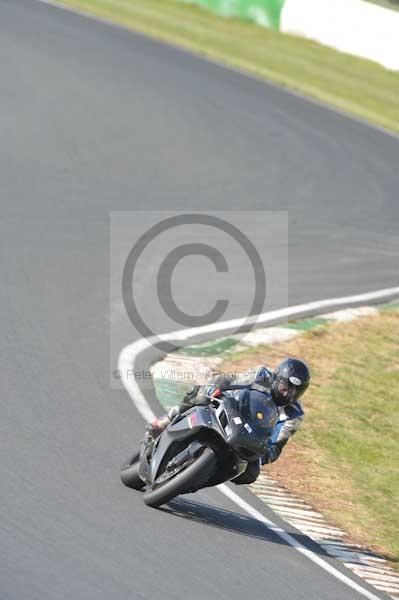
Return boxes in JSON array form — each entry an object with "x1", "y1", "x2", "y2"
[
  {"x1": 143, "y1": 447, "x2": 216, "y2": 508},
  {"x1": 120, "y1": 451, "x2": 145, "y2": 490}
]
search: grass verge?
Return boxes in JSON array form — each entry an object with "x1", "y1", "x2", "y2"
[
  {"x1": 54, "y1": 0, "x2": 399, "y2": 134},
  {"x1": 223, "y1": 307, "x2": 399, "y2": 566},
  {"x1": 367, "y1": 0, "x2": 399, "y2": 10}
]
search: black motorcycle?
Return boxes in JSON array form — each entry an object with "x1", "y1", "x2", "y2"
[{"x1": 120, "y1": 389, "x2": 278, "y2": 508}]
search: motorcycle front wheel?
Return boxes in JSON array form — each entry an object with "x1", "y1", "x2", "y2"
[{"x1": 143, "y1": 447, "x2": 216, "y2": 508}]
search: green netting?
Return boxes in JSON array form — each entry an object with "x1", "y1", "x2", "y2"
[
  {"x1": 285, "y1": 318, "x2": 328, "y2": 331},
  {"x1": 178, "y1": 337, "x2": 238, "y2": 356},
  {"x1": 179, "y1": 0, "x2": 285, "y2": 30}
]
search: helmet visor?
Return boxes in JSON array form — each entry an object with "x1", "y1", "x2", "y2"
[{"x1": 277, "y1": 376, "x2": 309, "y2": 403}]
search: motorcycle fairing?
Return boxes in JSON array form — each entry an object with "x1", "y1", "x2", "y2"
[{"x1": 145, "y1": 406, "x2": 224, "y2": 484}]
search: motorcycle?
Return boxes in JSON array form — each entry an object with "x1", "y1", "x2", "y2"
[{"x1": 120, "y1": 389, "x2": 278, "y2": 508}]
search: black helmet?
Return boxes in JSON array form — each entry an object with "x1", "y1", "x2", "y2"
[{"x1": 271, "y1": 358, "x2": 310, "y2": 406}]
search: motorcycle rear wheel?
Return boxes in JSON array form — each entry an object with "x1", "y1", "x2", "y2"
[
  {"x1": 120, "y1": 450, "x2": 145, "y2": 490},
  {"x1": 143, "y1": 447, "x2": 216, "y2": 508}
]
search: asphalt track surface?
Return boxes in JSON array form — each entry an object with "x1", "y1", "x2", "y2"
[{"x1": 2, "y1": 1, "x2": 399, "y2": 599}]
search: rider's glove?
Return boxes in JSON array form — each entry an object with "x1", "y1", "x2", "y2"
[{"x1": 262, "y1": 439, "x2": 287, "y2": 464}]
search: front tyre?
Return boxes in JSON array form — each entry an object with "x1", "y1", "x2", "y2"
[
  {"x1": 120, "y1": 450, "x2": 145, "y2": 490},
  {"x1": 143, "y1": 447, "x2": 216, "y2": 508}
]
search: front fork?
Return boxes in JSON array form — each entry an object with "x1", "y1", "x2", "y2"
[
  {"x1": 166, "y1": 440, "x2": 204, "y2": 471},
  {"x1": 138, "y1": 432, "x2": 155, "y2": 483}
]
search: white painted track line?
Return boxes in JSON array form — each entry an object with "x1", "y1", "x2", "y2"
[{"x1": 218, "y1": 484, "x2": 383, "y2": 600}]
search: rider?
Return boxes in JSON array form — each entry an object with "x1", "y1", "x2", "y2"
[{"x1": 148, "y1": 357, "x2": 310, "y2": 485}]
